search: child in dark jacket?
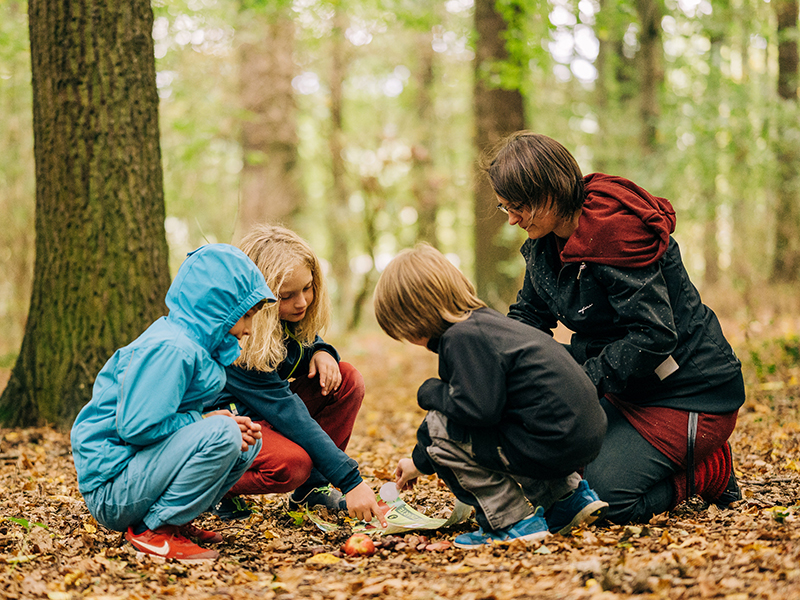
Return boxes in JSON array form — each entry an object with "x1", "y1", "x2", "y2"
[
  {"x1": 373, "y1": 244, "x2": 608, "y2": 548},
  {"x1": 205, "y1": 224, "x2": 385, "y2": 527},
  {"x1": 71, "y1": 244, "x2": 274, "y2": 561}
]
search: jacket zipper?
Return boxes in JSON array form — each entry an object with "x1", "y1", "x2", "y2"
[{"x1": 283, "y1": 323, "x2": 303, "y2": 380}]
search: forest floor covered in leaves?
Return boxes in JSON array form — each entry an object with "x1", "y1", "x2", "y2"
[{"x1": 2, "y1": 325, "x2": 800, "y2": 600}]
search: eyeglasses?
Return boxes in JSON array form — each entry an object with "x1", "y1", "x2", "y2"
[{"x1": 496, "y1": 203, "x2": 525, "y2": 217}]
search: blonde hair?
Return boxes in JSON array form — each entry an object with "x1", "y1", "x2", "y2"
[
  {"x1": 373, "y1": 244, "x2": 486, "y2": 342},
  {"x1": 236, "y1": 224, "x2": 331, "y2": 371}
]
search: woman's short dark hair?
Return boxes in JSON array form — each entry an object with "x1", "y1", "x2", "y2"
[{"x1": 480, "y1": 131, "x2": 585, "y2": 219}]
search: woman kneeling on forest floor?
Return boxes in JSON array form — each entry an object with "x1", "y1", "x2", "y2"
[{"x1": 482, "y1": 131, "x2": 745, "y2": 524}]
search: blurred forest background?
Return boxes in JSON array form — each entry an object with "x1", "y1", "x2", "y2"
[{"x1": 1, "y1": 0, "x2": 799, "y2": 424}]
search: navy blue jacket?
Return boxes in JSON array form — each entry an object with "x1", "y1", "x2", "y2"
[{"x1": 206, "y1": 331, "x2": 362, "y2": 494}]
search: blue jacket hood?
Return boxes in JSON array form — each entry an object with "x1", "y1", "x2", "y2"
[{"x1": 165, "y1": 244, "x2": 275, "y2": 366}]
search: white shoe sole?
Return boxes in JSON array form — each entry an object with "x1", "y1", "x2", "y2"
[{"x1": 453, "y1": 528, "x2": 549, "y2": 549}]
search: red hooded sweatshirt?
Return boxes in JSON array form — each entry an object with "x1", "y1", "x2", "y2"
[{"x1": 560, "y1": 173, "x2": 677, "y2": 267}]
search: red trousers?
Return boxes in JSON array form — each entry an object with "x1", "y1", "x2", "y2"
[{"x1": 228, "y1": 362, "x2": 365, "y2": 496}]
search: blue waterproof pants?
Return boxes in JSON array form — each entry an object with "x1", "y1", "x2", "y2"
[{"x1": 83, "y1": 415, "x2": 260, "y2": 532}]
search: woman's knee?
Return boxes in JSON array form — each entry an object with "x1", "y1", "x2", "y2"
[{"x1": 588, "y1": 474, "x2": 674, "y2": 525}]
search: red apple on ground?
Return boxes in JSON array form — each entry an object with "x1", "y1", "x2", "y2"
[{"x1": 341, "y1": 533, "x2": 376, "y2": 557}]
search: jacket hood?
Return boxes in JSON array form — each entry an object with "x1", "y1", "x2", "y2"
[
  {"x1": 560, "y1": 173, "x2": 676, "y2": 268},
  {"x1": 165, "y1": 244, "x2": 275, "y2": 366}
]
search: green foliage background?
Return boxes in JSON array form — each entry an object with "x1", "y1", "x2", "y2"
[{"x1": 1, "y1": 0, "x2": 799, "y2": 356}]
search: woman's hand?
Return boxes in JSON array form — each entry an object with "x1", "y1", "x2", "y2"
[
  {"x1": 345, "y1": 481, "x2": 388, "y2": 527},
  {"x1": 395, "y1": 458, "x2": 422, "y2": 492},
  {"x1": 308, "y1": 352, "x2": 342, "y2": 396}
]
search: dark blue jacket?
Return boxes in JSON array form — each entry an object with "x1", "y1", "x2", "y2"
[{"x1": 206, "y1": 331, "x2": 362, "y2": 494}]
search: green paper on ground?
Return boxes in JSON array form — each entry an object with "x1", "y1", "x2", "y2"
[{"x1": 303, "y1": 494, "x2": 472, "y2": 535}]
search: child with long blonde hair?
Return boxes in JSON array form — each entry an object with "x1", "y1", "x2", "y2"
[{"x1": 205, "y1": 225, "x2": 385, "y2": 526}]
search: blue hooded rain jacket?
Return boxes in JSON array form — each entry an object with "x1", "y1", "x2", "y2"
[{"x1": 71, "y1": 244, "x2": 274, "y2": 495}]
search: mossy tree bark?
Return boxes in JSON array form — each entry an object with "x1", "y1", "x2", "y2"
[{"x1": 0, "y1": 0, "x2": 170, "y2": 429}]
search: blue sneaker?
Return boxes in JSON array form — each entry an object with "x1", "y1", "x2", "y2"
[
  {"x1": 545, "y1": 479, "x2": 608, "y2": 535},
  {"x1": 453, "y1": 506, "x2": 549, "y2": 549}
]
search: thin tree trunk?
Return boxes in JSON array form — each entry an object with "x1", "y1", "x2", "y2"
[
  {"x1": 702, "y1": 36, "x2": 723, "y2": 288},
  {"x1": 473, "y1": 0, "x2": 525, "y2": 308},
  {"x1": 0, "y1": 0, "x2": 35, "y2": 354},
  {"x1": 1, "y1": 0, "x2": 170, "y2": 428},
  {"x1": 771, "y1": 0, "x2": 800, "y2": 282},
  {"x1": 237, "y1": 6, "x2": 301, "y2": 237},
  {"x1": 635, "y1": 0, "x2": 662, "y2": 153},
  {"x1": 412, "y1": 29, "x2": 439, "y2": 247},
  {"x1": 328, "y1": 5, "x2": 352, "y2": 318},
  {"x1": 594, "y1": 0, "x2": 611, "y2": 173}
]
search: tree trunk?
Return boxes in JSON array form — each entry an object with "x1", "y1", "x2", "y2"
[
  {"x1": 0, "y1": 0, "x2": 170, "y2": 428},
  {"x1": 771, "y1": 0, "x2": 800, "y2": 282},
  {"x1": 237, "y1": 5, "x2": 301, "y2": 237},
  {"x1": 701, "y1": 36, "x2": 723, "y2": 288},
  {"x1": 411, "y1": 29, "x2": 440, "y2": 247},
  {"x1": 594, "y1": 0, "x2": 611, "y2": 173},
  {"x1": 473, "y1": 0, "x2": 525, "y2": 309},
  {"x1": 635, "y1": 0, "x2": 662, "y2": 154},
  {"x1": 328, "y1": 6, "x2": 352, "y2": 319}
]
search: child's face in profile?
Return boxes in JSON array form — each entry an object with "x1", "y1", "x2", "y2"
[
  {"x1": 229, "y1": 305, "x2": 263, "y2": 340},
  {"x1": 278, "y1": 265, "x2": 314, "y2": 323}
]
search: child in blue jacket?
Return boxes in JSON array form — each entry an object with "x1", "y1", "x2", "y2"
[
  {"x1": 71, "y1": 244, "x2": 275, "y2": 561},
  {"x1": 373, "y1": 244, "x2": 608, "y2": 548},
  {"x1": 205, "y1": 225, "x2": 385, "y2": 527}
]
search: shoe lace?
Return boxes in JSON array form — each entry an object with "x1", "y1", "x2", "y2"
[
  {"x1": 313, "y1": 485, "x2": 335, "y2": 497},
  {"x1": 158, "y1": 524, "x2": 192, "y2": 543},
  {"x1": 231, "y1": 496, "x2": 249, "y2": 511},
  {"x1": 294, "y1": 484, "x2": 335, "y2": 504}
]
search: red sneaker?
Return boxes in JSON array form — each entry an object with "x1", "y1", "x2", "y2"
[
  {"x1": 179, "y1": 521, "x2": 223, "y2": 544},
  {"x1": 125, "y1": 525, "x2": 219, "y2": 562}
]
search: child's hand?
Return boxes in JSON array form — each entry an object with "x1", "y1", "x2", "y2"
[
  {"x1": 232, "y1": 416, "x2": 262, "y2": 451},
  {"x1": 308, "y1": 352, "x2": 342, "y2": 396},
  {"x1": 207, "y1": 410, "x2": 262, "y2": 451},
  {"x1": 395, "y1": 458, "x2": 422, "y2": 491},
  {"x1": 345, "y1": 481, "x2": 388, "y2": 527}
]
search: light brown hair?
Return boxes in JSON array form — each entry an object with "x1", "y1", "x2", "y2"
[
  {"x1": 373, "y1": 244, "x2": 486, "y2": 342},
  {"x1": 236, "y1": 224, "x2": 330, "y2": 371},
  {"x1": 480, "y1": 131, "x2": 584, "y2": 219}
]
